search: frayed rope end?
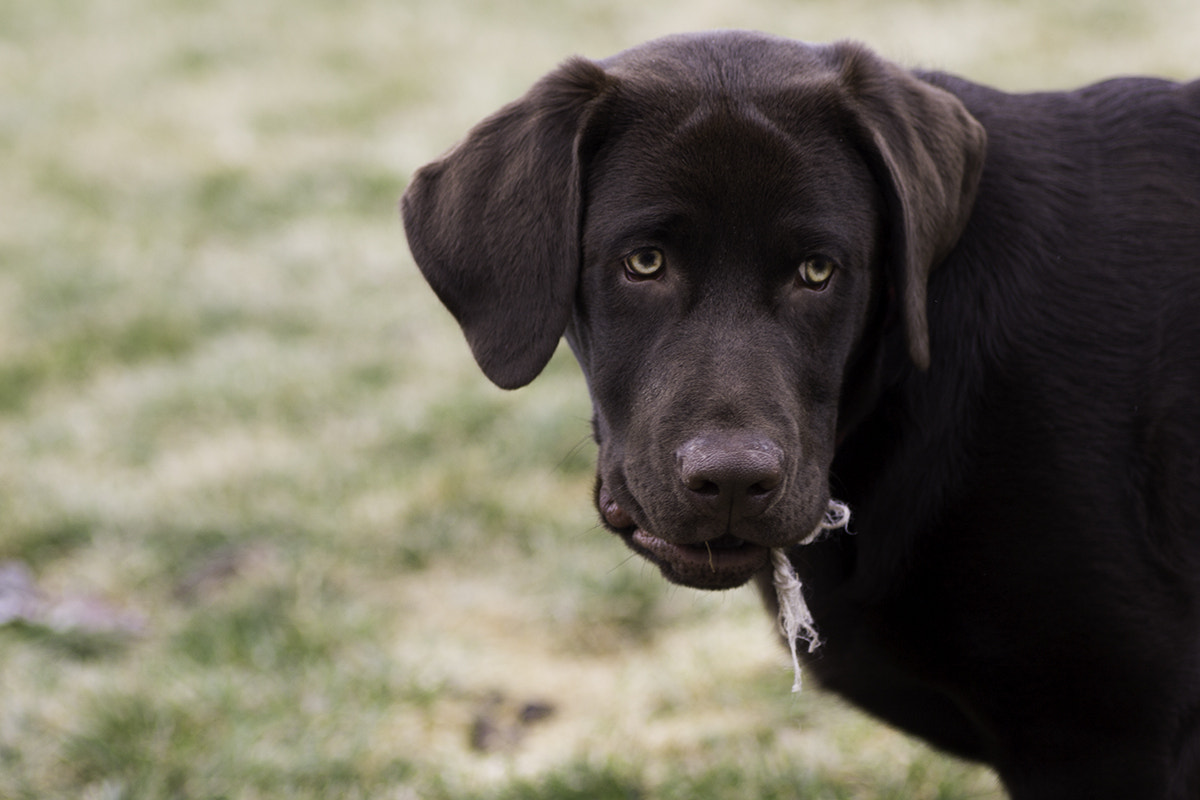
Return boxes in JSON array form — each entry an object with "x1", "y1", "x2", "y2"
[{"x1": 771, "y1": 499, "x2": 851, "y2": 693}]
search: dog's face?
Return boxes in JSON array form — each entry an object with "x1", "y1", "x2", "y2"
[
  {"x1": 402, "y1": 32, "x2": 986, "y2": 591},
  {"x1": 572, "y1": 108, "x2": 884, "y2": 588}
]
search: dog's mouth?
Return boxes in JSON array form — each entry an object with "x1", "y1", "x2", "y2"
[
  {"x1": 631, "y1": 530, "x2": 771, "y2": 590},
  {"x1": 598, "y1": 485, "x2": 770, "y2": 590}
]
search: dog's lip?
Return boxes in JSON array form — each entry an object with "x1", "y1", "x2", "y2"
[
  {"x1": 598, "y1": 482, "x2": 769, "y2": 589},
  {"x1": 597, "y1": 482, "x2": 768, "y2": 587},
  {"x1": 629, "y1": 529, "x2": 770, "y2": 590}
]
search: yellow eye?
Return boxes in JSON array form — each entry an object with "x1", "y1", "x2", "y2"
[
  {"x1": 798, "y1": 257, "x2": 836, "y2": 290},
  {"x1": 624, "y1": 248, "x2": 665, "y2": 278}
]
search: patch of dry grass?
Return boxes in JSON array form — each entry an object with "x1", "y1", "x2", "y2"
[{"x1": 1, "y1": 0, "x2": 1196, "y2": 797}]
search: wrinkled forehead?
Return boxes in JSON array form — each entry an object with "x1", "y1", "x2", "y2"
[{"x1": 584, "y1": 97, "x2": 877, "y2": 246}]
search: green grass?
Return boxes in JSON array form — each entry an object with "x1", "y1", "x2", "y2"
[{"x1": 1, "y1": 0, "x2": 1196, "y2": 797}]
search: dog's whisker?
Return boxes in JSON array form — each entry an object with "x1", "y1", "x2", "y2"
[{"x1": 554, "y1": 434, "x2": 595, "y2": 473}]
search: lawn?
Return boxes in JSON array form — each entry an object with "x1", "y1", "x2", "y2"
[{"x1": 1, "y1": 0, "x2": 1195, "y2": 797}]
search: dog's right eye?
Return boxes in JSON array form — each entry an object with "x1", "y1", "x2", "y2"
[
  {"x1": 797, "y1": 257, "x2": 837, "y2": 291},
  {"x1": 623, "y1": 248, "x2": 666, "y2": 279}
]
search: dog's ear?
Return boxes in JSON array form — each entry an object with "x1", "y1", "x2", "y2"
[
  {"x1": 827, "y1": 44, "x2": 987, "y2": 370},
  {"x1": 401, "y1": 59, "x2": 613, "y2": 389}
]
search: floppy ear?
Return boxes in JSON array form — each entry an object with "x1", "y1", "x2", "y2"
[
  {"x1": 827, "y1": 44, "x2": 987, "y2": 370},
  {"x1": 401, "y1": 58, "x2": 613, "y2": 389}
]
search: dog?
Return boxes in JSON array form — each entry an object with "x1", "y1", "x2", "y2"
[{"x1": 401, "y1": 31, "x2": 1200, "y2": 799}]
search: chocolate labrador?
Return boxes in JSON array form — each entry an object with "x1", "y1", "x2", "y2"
[{"x1": 401, "y1": 31, "x2": 1200, "y2": 799}]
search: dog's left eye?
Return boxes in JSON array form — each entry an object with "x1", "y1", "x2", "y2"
[
  {"x1": 797, "y1": 257, "x2": 837, "y2": 290},
  {"x1": 624, "y1": 248, "x2": 666, "y2": 279}
]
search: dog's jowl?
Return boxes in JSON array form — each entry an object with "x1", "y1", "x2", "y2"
[{"x1": 402, "y1": 31, "x2": 1200, "y2": 800}]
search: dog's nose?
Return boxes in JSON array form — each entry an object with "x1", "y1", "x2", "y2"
[{"x1": 677, "y1": 433, "x2": 784, "y2": 520}]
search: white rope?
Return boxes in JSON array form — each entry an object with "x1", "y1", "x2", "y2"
[{"x1": 770, "y1": 499, "x2": 851, "y2": 692}]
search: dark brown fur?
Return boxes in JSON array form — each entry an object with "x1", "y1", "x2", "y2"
[{"x1": 402, "y1": 31, "x2": 1200, "y2": 798}]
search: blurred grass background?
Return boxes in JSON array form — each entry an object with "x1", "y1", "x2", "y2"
[{"x1": 0, "y1": 1, "x2": 1195, "y2": 798}]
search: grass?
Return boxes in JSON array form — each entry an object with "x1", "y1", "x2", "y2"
[{"x1": 1, "y1": 0, "x2": 1196, "y2": 797}]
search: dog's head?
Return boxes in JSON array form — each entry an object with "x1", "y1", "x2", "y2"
[{"x1": 402, "y1": 32, "x2": 985, "y2": 590}]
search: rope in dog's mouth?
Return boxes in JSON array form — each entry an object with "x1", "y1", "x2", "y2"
[{"x1": 770, "y1": 499, "x2": 852, "y2": 692}]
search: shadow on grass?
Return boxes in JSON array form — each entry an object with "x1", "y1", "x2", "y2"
[{"x1": 444, "y1": 756, "x2": 990, "y2": 800}]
